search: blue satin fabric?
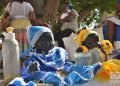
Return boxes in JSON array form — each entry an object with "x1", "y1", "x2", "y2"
[
  {"x1": 8, "y1": 77, "x2": 36, "y2": 86},
  {"x1": 64, "y1": 62, "x2": 101, "y2": 85},
  {"x1": 21, "y1": 47, "x2": 73, "y2": 81},
  {"x1": 10, "y1": 62, "x2": 101, "y2": 86}
]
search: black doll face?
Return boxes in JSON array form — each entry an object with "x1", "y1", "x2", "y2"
[
  {"x1": 82, "y1": 34, "x2": 99, "y2": 49},
  {"x1": 35, "y1": 32, "x2": 54, "y2": 54}
]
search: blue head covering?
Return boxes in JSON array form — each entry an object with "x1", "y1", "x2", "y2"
[{"x1": 27, "y1": 26, "x2": 54, "y2": 48}]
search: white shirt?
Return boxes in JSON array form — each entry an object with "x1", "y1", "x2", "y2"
[
  {"x1": 108, "y1": 16, "x2": 120, "y2": 25},
  {"x1": 5, "y1": 1, "x2": 34, "y2": 19},
  {"x1": 61, "y1": 9, "x2": 79, "y2": 32},
  {"x1": 102, "y1": 12, "x2": 120, "y2": 25}
]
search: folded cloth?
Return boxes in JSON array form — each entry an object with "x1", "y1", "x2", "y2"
[
  {"x1": 10, "y1": 18, "x2": 31, "y2": 29},
  {"x1": 8, "y1": 77, "x2": 36, "y2": 86},
  {"x1": 94, "y1": 59, "x2": 120, "y2": 82},
  {"x1": 64, "y1": 62, "x2": 101, "y2": 85}
]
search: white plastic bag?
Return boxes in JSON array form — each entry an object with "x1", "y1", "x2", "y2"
[{"x1": 63, "y1": 33, "x2": 79, "y2": 61}]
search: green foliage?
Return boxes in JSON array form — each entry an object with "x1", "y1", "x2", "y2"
[
  {"x1": 0, "y1": 0, "x2": 117, "y2": 28},
  {"x1": 69, "y1": 0, "x2": 116, "y2": 28},
  {"x1": 0, "y1": 4, "x2": 4, "y2": 17},
  {"x1": 71, "y1": 0, "x2": 116, "y2": 12}
]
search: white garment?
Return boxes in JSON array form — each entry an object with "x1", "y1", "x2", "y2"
[
  {"x1": 108, "y1": 16, "x2": 120, "y2": 25},
  {"x1": 61, "y1": 9, "x2": 79, "y2": 32},
  {"x1": 5, "y1": 1, "x2": 34, "y2": 19},
  {"x1": 102, "y1": 12, "x2": 120, "y2": 25}
]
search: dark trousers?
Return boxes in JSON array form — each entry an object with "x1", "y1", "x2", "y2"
[{"x1": 54, "y1": 29, "x2": 75, "y2": 48}]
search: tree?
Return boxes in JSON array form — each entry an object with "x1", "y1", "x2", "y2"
[{"x1": 0, "y1": 0, "x2": 116, "y2": 30}]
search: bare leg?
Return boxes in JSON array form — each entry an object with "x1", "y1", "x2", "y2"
[{"x1": 107, "y1": 20, "x2": 116, "y2": 47}]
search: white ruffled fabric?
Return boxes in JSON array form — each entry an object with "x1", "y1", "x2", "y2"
[{"x1": 108, "y1": 16, "x2": 120, "y2": 25}]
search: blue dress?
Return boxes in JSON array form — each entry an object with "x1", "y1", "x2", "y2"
[
  {"x1": 9, "y1": 46, "x2": 101, "y2": 86},
  {"x1": 21, "y1": 47, "x2": 73, "y2": 81}
]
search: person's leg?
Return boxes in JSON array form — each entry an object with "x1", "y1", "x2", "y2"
[{"x1": 107, "y1": 20, "x2": 116, "y2": 46}]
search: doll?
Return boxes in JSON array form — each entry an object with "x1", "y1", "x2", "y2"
[
  {"x1": 21, "y1": 26, "x2": 73, "y2": 82},
  {"x1": 74, "y1": 28, "x2": 100, "y2": 53},
  {"x1": 74, "y1": 29, "x2": 103, "y2": 65},
  {"x1": 74, "y1": 28, "x2": 113, "y2": 66}
]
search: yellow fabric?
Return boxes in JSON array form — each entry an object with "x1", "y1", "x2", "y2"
[
  {"x1": 80, "y1": 45, "x2": 88, "y2": 53},
  {"x1": 101, "y1": 40, "x2": 113, "y2": 61},
  {"x1": 10, "y1": 18, "x2": 31, "y2": 29},
  {"x1": 74, "y1": 29, "x2": 89, "y2": 46},
  {"x1": 94, "y1": 59, "x2": 120, "y2": 82},
  {"x1": 74, "y1": 29, "x2": 101, "y2": 46}
]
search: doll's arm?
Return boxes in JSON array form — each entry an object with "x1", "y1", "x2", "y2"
[
  {"x1": 27, "y1": 61, "x2": 40, "y2": 73},
  {"x1": 21, "y1": 59, "x2": 44, "y2": 81}
]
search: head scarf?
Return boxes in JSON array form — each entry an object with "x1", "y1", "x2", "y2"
[
  {"x1": 27, "y1": 26, "x2": 54, "y2": 48},
  {"x1": 74, "y1": 29, "x2": 100, "y2": 46}
]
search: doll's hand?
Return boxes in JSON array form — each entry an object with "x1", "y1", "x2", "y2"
[
  {"x1": 76, "y1": 46, "x2": 88, "y2": 53},
  {"x1": 76, "y1": 47, "x2": 83, "y2": 52},
  {"x1": 27, "y1": 61, "x2": 40, "y2": 73},
  {"x1": 56, "y1": 69, "x2": 68, "y2": 78}
]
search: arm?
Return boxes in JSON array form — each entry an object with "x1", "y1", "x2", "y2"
[
  {"x1": 29, "y1": 11, "x2": 36, "y2": 25},
  {"x1": 27, "y1": 3, "x2": 36, "y2": 25},
  {"x1": 21, "y1": 58, "x2": 42, "y2": 81},
  {"x1": 62, "y1": 9, "x2": 78, "y2": 22}
]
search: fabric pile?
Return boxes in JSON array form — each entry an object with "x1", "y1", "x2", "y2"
[{"x1": 8, "y1": 26, "x2": 120, "y2": 86}]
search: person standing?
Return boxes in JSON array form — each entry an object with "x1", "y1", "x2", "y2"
[
  {"x1": 104, "y1": 0, "x2": 120, "y2": 47},
  {"x1": 54, "y1": 2, "x2": 79, "y2": 48},
  {"x1": 1, "y1": 0, "x2": 36, "y2": 54}
]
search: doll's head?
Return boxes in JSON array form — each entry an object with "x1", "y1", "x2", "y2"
[
  {"x1": 34, "y1": 32, "x2": 54, "y2": 53},
  {"x1": 82, "y1": 33, "x2": 99, "y2": 49},
  {"x1": 74, "y1": 29, "x2": 100, "y2": 52},
  {"x1": 99, "y1": 40, "x2": 113, "y2": 61},
  {"x1": 27, "y1": 26, "x2": 54, "y2": 54}
]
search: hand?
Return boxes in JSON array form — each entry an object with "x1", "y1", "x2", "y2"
[
  {"x1": 27, "y1": 61, "x2": 40, "y2": 73},
  {"x1": 56, "y1": 69, "x2": 68, "y2": 77}
]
